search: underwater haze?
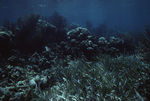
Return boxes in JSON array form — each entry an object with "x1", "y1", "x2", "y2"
[
  {"x1": 1, "y1": 0, "x2": 150, "y2": 101},
  {"x1": 0, "y1": 0, "x2": 150, "y2": 31}
]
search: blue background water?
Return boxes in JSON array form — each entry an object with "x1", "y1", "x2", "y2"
[{"x1": 0, "y1": 0, "x2": 150, "y2": 31}]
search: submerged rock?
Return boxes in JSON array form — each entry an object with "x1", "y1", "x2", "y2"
[
  {"x1": 98, "y1": 37, "x2": 107, "y2": 44},
  {"x1": 67, "y1": 27, "x2": 99, "y2": 60},
  {"x1": 67, "y1": 27, "x2": 91, "y2": 41},
  {"x1": 29, "y1": 79, "x2": 37, "y2": 88},
  {"x1": 66, "y1": 27, "x2": 132, "y2": 57}
]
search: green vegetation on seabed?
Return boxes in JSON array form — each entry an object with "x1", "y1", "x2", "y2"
[
  {"x1": 30, "y1": 55, "x2": 150, "y2": 101},
  {"x1": 1, "y1": 55, "x2": 149, "y2": 101}
]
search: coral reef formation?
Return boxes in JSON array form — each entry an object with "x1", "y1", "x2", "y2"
[{"x1": 0, "y1": 13, "x2": 150, "y2": 101}]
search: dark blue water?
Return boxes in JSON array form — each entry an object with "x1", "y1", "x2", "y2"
[{"x1": 0, "y1": 0, "x2": 150, "y2": 31}]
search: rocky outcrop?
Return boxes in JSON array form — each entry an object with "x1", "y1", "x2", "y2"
[
  {"x1": 67, "y1": 27, "x2": 99, "y2": 59},
  {"x1": 98, "y1": 37, "x2": 125, "y2": 54},
  {"x1": 66, "y1": 27, "x2": 127, "y2": 59}
]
